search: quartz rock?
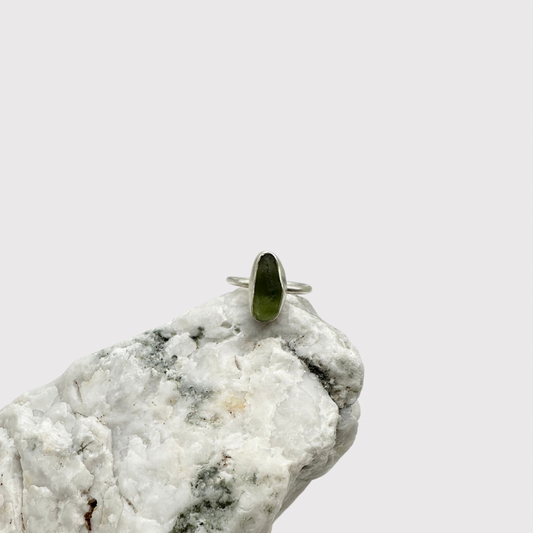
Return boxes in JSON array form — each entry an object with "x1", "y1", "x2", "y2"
[{"x1": 0, "y1": 289, "x2": 363, "y2": 533}]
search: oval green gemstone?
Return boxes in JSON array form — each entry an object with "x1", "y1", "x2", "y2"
[{"x1": 252, "y1": 253, "x2": 283, "y2": 322}]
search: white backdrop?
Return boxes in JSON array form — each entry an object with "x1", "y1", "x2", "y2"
[{"x1": 1, "y1": 2, "x2": 531, "y2": 532}]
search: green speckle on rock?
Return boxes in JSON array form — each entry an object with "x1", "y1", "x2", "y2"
[{"x1": 252, "y1": 253, "x2": 283, "y2": 322}]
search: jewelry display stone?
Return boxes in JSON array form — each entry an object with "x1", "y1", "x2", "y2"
[{"x1": 0, "y1": 289, "x2": 363, "y2": 533}]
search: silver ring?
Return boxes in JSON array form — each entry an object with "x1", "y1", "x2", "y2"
[{"x1": 227, "y1": 251, "x2": 312, "y2": 323}]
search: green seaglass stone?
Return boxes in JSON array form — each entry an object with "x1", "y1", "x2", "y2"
[{"x1": 252, "y1": 253, "x2": 283, "y2": 322}]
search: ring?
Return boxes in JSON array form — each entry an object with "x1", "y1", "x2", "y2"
[{"x1": 227, "y1": 251, "x2": 312, "y2": 323}]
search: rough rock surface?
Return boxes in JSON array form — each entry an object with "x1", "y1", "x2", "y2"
[{"x1": 0, "y1": 289, "x2": 363, "y2": 533}]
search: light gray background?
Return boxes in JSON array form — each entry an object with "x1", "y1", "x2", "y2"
[{"x1": 0, "y1": 2, "x2": 531, "y2": 532}]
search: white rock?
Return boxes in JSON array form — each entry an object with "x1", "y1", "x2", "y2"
[{"x1": 0, "y1": 289, "x2": 363, "y2": 533}]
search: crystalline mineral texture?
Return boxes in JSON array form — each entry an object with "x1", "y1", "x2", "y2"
[{"x1": 0, "y1": 289, "x2": 363, "y2": 533}]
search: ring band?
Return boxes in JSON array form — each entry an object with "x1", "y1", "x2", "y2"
[
  {"x1": 226, "y1": 277, "x2": 312, "y2": 295},
  {"x1": 227, "y1": 251, "x2": 312, "y2": 323}
]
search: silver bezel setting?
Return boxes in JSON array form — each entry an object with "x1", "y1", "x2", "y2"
[{"x1": 248, "y1": 251, "x2": 287, "y2": 323}]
